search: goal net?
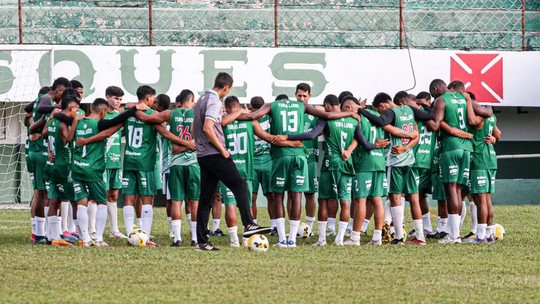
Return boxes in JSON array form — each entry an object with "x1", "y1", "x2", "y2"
[{"x1": 0, "y1": 47, "x2": 53, "y2": 204}]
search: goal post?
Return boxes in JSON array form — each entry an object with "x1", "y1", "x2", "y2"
[{"x1": 0, "y1": 46, "x2": 53, "y2": 204}]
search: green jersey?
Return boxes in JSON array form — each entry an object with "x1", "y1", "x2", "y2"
[
  {"x1": 322, "y1": 117, "x2": 357, "y2": 175},
  {"x1": 354, "y1": 109, "x2": 386, "y2": 172},
  {"x1": 471, "y1": 115, "x2": 497, "y2": 170},
  {"x1": 304, "y1": 113, "x2": 319, "y2": 163},
  {"x1": 253, "y1": 115, "x2": 272, "y2": 165},
  {"x1": 223, "y1": 120, "x2": 255, "y2": 180},
  {"x1": 76, "y1": 108, "x2": 85, "y2": 116},
  {"x1": 123, "y1": 109, "x2": 157, "y2": 172},
  {"x1": 29, "y1": 95, "x2": 54, "y2": 154},
  {"x1": 431, "y1": 135, "x2": 442, "y2": 175},
  {"x1": 47, "y1": 118, "x2": 71, "y2": 182},
  {"x1": 104, "y1": 110, "x2": 122, "y2": 169},
  {"x1": 270, "y1": 100, "x2": 306, "y2": 158},
  {"x1": 388, "y1": 106, "x2": 415, "y2": 167},
  {"x1": 413, "y1": 118, "x2": 434, "y2": 169},
  {"x1": 169, "y1": 108, "x2": 196, "y2": 168},
  {"x1": 160, "y1": 125, "x2": 172, "y2": 174},
  {"x1": 440, "y1": 92, "x2": 473, "y2": 152},
  {"x1": 72, "y1": 118, "x2": 105, "y2": 182}
]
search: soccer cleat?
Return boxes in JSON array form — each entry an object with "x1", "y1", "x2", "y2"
[
  {"x1": 90, "y1": 232, "x2": 98, "y2": 241},
  {"x1": 334, "y1": 240, "x2": 344, "y2": 246},
  {"x1": 51, "y1": 239, "x2": 73, "y2": 246},
  {"x1": 243, "y1": 225, "x2": 271, "y2": 237},
  {"x1": 210, "y1": 229, "x2": 226, "y2": 237},
  {"x1": 62, "y1": 231, "x2": 73, "y2": 238},
  {"x1": 273, "y1": 240, "x2": 288, "y2": 248},
  {"x1": 462, "y1": 232, "x2": 476, "y2": 241},
  {"x1": 33, "y1": 236, "x2": 47, "y2": 245},
  {"x1": 94, "y1": 241, "x2": 109, "y2": 247},
  {"x1": 229, "y1": 240, "x2": 240, "y2": 248},
  {"x1": 270, "y1": 227, "x2": 278, "y2": 236},
  {"x1": 171, "y1": 240, "x2": 183, "y2": 247},
  {"x1": 390, "y1": 238, "x2": 404, "y2": 245},
  {"x1": 367, "y1": 239, "x2": 382, "y2": 245},
  {"x1": 407, "y1": 229, "x2": 416, "y2": 238},
  {"x1": 343, "y1": 239, "x2": 360, "y2": 246},
  {"x1": 110, "y1": 231, "x2": 127, "y2": 239},
  {"x1": 191, "y1": 240, "x2": 197, "y2": 247},
  {"x1": 311, "y1": 240, "x2": 327, "y2": 246},
  {"x1": 196, "y1": 243, "x2": 220, "y2": 251},
  {"x1": 469, "y1": 237, "x2": 487, "y2": 244},
  {"x1": 61, "y1": 234, "x2": 78, "y2": 244},
  {"x1": 286, "y1": 240, "x2": 297, "y2": 248},
  {"x1": 30, "y1": 234, "x2": 36, "y2": 243},
  {"x1": 438, "y1": 235, "x2": 462, "y2": 244},
  {"x1": 486, "y1": 236, "x2": 495, "y2": 243},
  {"x1": 70, "y1": 231, "x2": 80, "y2": 239},
  {"x1": 145, "y1": 240, "x2": 158, "y2": 247},
  {"x1": 406, "y1": 237, "x2": 427, "y2": 245},
  {"x1": 326, "y1": 228, "x2": 336, "y2": 237},
  {"x1": 382, "y1": 222, "x2": 392, "y2": 244}
]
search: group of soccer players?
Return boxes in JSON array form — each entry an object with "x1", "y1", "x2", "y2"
[{"x1": 24, "y1": 72, "x2": 500, "y2": 248}]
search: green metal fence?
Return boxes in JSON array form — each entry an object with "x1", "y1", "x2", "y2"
[{"x1": 0, "y1": 0, "x2": 538, "y2": 50}]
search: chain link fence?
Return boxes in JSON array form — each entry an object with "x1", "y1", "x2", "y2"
[{"x1": 0, "y1": 0, "x2": 538, "y2": 50}]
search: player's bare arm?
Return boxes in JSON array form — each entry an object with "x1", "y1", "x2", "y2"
[
  {"x1": 304, "y1": 104, "x2": 354, "y2": 120},
  {"x1": 67, "y1": 114, "x2": 85, "y2": 143},
  {"x1": 382, "y1": 124, "x2": 418, "y2": 139},
  {"x1": 440, "y1": 121, "x2": 473, "y2": 139},
  {"x1": 341, "y1": 138, "x2": 357, "y2": 161},
  {"x1": 252, "y1": 120, "x2": 302, "y2": 148},
  {"x1": 134, "y1": 108, "x2": 170, "y2": 124},
  {"x1": 464, "y1": 92, "x2": 484, "y2": 127},
  {"x1": 221, "y1": 108, "x2": 249, "y2": 127},
  {"x1": 76, "y1": 124, "x2": 122, "y2": 147},
  {"x1": 430, "y1": 97, "x2": 446, "y2": 130},
  {"x1": 237, "y1": 103, "x2": 271, "y2": 121},
  {"x1": 391, "y1": 122, "x2": 420, "y2": 155}
]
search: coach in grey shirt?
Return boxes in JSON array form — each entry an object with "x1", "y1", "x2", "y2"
[{"x1": 193, "y1": 72, "x2": 270, "y2": 251}]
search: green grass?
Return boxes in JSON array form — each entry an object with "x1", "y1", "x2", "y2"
[{"x1": 1, "y1": 206, "x2": 540, "y2": 303}]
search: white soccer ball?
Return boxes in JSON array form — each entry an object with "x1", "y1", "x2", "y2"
[
  {"x1": 128, "y1": 229, "x2": 148, "y2": 247},
  {"x1": 247, "y1": 234, "x2": 269, "y2": 252},
  {"x1": 297, "y1": 222, "x2": 311, "y2": 239},
  {"x1": 494, "y1": 223, "x2": 505, "y2": 241}
]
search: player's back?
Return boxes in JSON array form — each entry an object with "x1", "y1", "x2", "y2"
[
  {"x1": 223, "y1": 120, "x2": 255, "y2": 180},
  {"x1": 169, "y1": 107, "x2": 197, "y2": 167},
  {"x1": 413, "y1": 112, "x2": 434, "y2": 169},
  {"x1": 105, "y1": 110, "x2": 122, "y2": 169},
  {"x1": 471, "y1": 115, "x2": 497, "y2": 170},
  {"x1": 355, "y1": 109, "x2": 385, "y2": 172},
  {"x1": 270, "y1": 100, "x2": 306, "y2": 157},
  {"x1": 254, "y1": 115, "x2": 271, "y2": 159},
  {"x1": 72, "y1": 117, "x2": 105, "y2": 182},
  {"x1": 123, "y1": 108, "x2": 158, "y2": 172},
  {"x1": 30, "y1": 95, "x2": 54, "y2": 154},
  {"x1": 47, "y1": 118, "x2": 71, "y2": 182},
  {"x1": 322, "y1": 116, "x2": 357, "y2": 174},
  {"x1": 388, "y1": 105, "x2": 415, "y2": 167},
  {"x1": 440, "y1": 92, "x2": 473, "y2": 152}
]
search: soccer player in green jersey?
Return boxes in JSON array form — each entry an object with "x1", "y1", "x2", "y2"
[
  {"x1": 245, "y1": 93, "x2": 357, "y2": 247},
  {"x1": 221, "y1": 96, "x2": 301, "y2": 247},
  {"x1": 359, "y1": 92, "x2": 432, "y2": 245},
  {"x1": 28, "y1": 77, "x2": 71, "y2": 244},
  {"x1": 341, "y1": 96, "x2": 401, "y2": 245},
  {"x1": 55, "y1": 98, "x2": 146, "y2": 246},
  {"x1": 42, "y1": 95, "x2": 80, "y2": 246},
  {"x1": 295, "y1": 83, "x2": 319, "y2": 235},
  {"x1": 118, "y1": 86, "x2": 193, "y2": 245},
  {"x1": 103, "y1": 86, "x2": 127, "y2": 239},
  {"x1": 464, "y1": 92, "x2": 501, "y2": 242},
  {"x1": 288, "y1": 94, "x2": 389, "y2": 246},
  {"x1": 250, "y1": 96, "x2": 275, "y2": 232},
  {"x1": 429, "y1": 79, "x2": 493, "y2": 244}
]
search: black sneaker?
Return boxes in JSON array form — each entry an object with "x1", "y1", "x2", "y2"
[
  {"x1": 243, "y1": 225, "x2": 272, "y2": 237},
  {"x1": 171, "y1": 240, "x2": 183, "y2": 247},
  {"x1": 210, "y1": 228, "x2": 226, "y2": 237},
  {"x1": 390, "y1": 238, "x2": 404, "y2": 245},
  {"x1": 191, "y1": 240, "x2": 197, "y2": 247},
  {"x1": 270, "y1": 227, "x2": 278, "y2": 236},
  {"x1": 436, "y1": 231, "x2": 449, "y2": 239},
  {"x1": 196, "y1": 243, "x2": 220, "y2": 251}
]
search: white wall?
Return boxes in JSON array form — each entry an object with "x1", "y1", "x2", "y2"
[{"x1": 494, "y1": 107, "x2": 540, "y2": 141}]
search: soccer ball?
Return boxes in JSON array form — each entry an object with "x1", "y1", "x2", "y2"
[
  {"x1": 297, "y1": 222, "x2": 311, "y2": 239},
  {"x1": 247, "y1": 234, "x2": 269, "y2": 252},
  {"x1": 128, "y1": 229, "x2": 148, "y2": 247},
  {"x1": 494, "y1": 223, "x2": 505, "y2": 241}
]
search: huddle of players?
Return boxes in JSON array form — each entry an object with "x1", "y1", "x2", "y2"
[{"x1": 24, "y1": 75, "x2": 498, "y2": 247}]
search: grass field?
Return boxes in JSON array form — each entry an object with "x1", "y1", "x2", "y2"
[{"x1": 1, "y1": 205, "x2": 539, "y2": 303}]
